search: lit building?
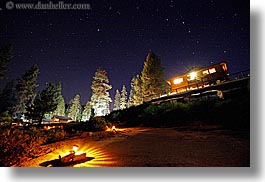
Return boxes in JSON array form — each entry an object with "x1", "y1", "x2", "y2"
[{"x1": 166, "y1": 61, "x2": 229, "y2": 93}]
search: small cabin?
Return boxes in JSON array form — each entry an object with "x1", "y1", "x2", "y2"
[
  {"x1": 166, "y1": 61, "x2": 229, "y2": 93},
  {"x1": 51, "y1": 115, "x2": 73, "y2": 123}
]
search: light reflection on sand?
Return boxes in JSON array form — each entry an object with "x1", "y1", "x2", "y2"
[{"x1": 40, "y1": 144, "x2": 115, "y2": 167}]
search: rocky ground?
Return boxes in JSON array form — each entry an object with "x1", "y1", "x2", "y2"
[{"x1": 18, "y1": 126, "x2": 250, "y2": 167}]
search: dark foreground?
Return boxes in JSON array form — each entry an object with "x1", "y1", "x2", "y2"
[{"x1": 19, "y1": 126, "x2": 250, "y2": 167}]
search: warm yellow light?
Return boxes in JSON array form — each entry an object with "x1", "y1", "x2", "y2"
[
  {"x1": 189, "y1": 72, "x2": 197, "y2": 80},
  {"x1": 209, "y1": 68, "x2": 216, "y2": 74},
  {"x1": 72, "y1": 145, "x2": 79, "y2": 152},
  {"x1": 105, "y1": 125, "x2": 124, "y2": 132},
  {"x1": 221, "y1": 63, "x2": 227, "y2": 71},
  {"x1": 173, "y1": 78, "x2": 183, "y2": 84},
  {"x1": 202, "y1": 70, "x2": 209, "y2": 75}
]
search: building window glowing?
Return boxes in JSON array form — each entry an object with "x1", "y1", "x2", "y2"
[
  {"x1": 209, "y1": 68, "x2": 216, "y2": 74},
  {"x1": 188, "y1": 72, "x2": 197, "y2": 80},
  {"x1": 202, "y1": 70, "x2": 209, "y2": 75},
  {"x1": 173, "y1": 78, "x2": 183, "y2": 84},
  {"x1": 221, "y1": 64, "x2": 227, "y2": 71}
]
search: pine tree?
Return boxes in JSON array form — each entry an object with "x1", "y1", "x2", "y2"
[
  {"x1": 0, "y1": 80, "x2": 17, "y2": 114},
  {"x1": 113, "y1": 89, "x2": 121, "y2": 110},
  {"x1": 53, "y1": 95, "x2": 65, "y2": 116},
  {"x1": 127, "y1": 89, "x2": 134, "y2": 108},
  {"x1": 90, "y1": 68, "x2": 112, "y2": 116},
  {"x1": 0, "y1": 45, "x2": 13, "y2": 80},
  {"x1": 14, "y1": 64, "x2": 40, "y2": 118},
  {"x1": 26, "y1": 83, "x2": 61, "y2": 125},
  {"x1": 81, "y1": 101, "x2": 91, "y2": 121},
  {"x1": 45, "y1": 95, "x2": 65, "y2": 118},
  {"x1": 128, "y1": 75, "x2": 143, "y2": 107},
  {"x1": 44, "y1": 84, "x2": 65, "y2": 118},
  {"x1": 120, "y1": 85, "x2": 127, "y2": 110},
  {"x1": 77, "y1": 103, "x2": 83, "y2": 121},
  {"x1": 67, "y1": 94, "x2": 82, "y2": 121},
  {"x1": 141, "y1": 52, "x2": 165, "y2": 99}
]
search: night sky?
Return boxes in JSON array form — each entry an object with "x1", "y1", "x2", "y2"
[{"x1": 0, "y1": 0, "x2": 250, "y2": 106}]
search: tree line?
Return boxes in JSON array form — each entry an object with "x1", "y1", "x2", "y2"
[
  {"x1": 0, "y1": 45, "x2": 169, "y2": 124},
  {"x1": 113, "y1": 52, "x2": 169, "y2": 110}
]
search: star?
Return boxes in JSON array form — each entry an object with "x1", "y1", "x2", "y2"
[
  {"x1": 97, "y1": 28, "x2": 100, "y2": 32},
  {"x1": 170, "y1": 0, "x2": 174, "y2": 8}
]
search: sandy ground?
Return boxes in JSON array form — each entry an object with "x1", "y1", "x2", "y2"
[{"x1": 18, "y1": 126, "x2": 249, "y2": 167}]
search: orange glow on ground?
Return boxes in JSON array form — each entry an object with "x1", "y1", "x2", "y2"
[
  {"x1": 40, "y1": 144, "x2": 115, "y2": 167},
  {"x1": 105, "y1": 125, "x2": 125, "y2": 132},
  {"x1": 43, "y1": 126, "x2": 56, "y2": 130}
]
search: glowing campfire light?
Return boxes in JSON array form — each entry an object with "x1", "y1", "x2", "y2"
[
  {"x1": 39, "y1": 144, "x2": 115, "y2": 167},
  {"x1": 72, "y1": 145, "x2": 79, "y2": 153},
  {"x1": 58, "y1": 144, "x2": 88, "y2": 164},
  {"x1": 105, "y1": 125, "x2": 117, "y2": 131},
  {"x1": 105, "y1": 125, "x2": 125, "y2": 132},
  {"x1": 44, "y1": 125, "x2": 57, "y2": 130}
]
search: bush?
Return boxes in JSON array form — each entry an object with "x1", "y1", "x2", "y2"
[
  {"x1": 0, "y1": 128, "x2": 45, "y2": 166},
  {"x1": 0, "y1": 126, "x2": 68, "y2": 166},
  {"x1": 106, "y1": 103, "x2": 150, "y2": 127},
  {"x1": 87, "y1": 116, "x2": 112, "y2": 131},
  {"x1": 0, "y1": 111, "x2": 13, "y2": 127},
  {"x1": 139, "y1": 102, "x2": 192, "y2": 127},
  {"x1": 42, "y1": 128, "x2": 66, "y2": 144},
  {"x1": 0, "y1": 111, "x2": 13, "y2": 121},
  {"x1": 106, "y1": 90, "x2": 249, "y2": 130}
]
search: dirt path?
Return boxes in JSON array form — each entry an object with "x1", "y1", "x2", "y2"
[{"x1": 19, "y1": 127, "x2": 249, "y2": 167}]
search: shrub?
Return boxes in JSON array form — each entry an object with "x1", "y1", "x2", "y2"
[
  {"x1": 87, "y1": 116, "x2": 111, "y2": 131},
  {"x1": 0, "y1": 111, "x2": 13, "y2": 127},
  {"x1": 42, "y1": 128, "x2": 66, "y2": 144},
  {"x1": 0, "y1": 111, "x2": 13, "y2": 122},
  {"x1": 0, "y1": 126, "x2": 68, "y2": 166},
  {"x1": 107, "y1": 103, "x2": 150, "y2": 127},
  {"x1": 0, "y1": 128, "x2": 45, "y2": 166}
]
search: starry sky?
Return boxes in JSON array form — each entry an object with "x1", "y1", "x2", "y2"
[{"x1": 0, "y1": 0, "x2": 250, "y2": 106}]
